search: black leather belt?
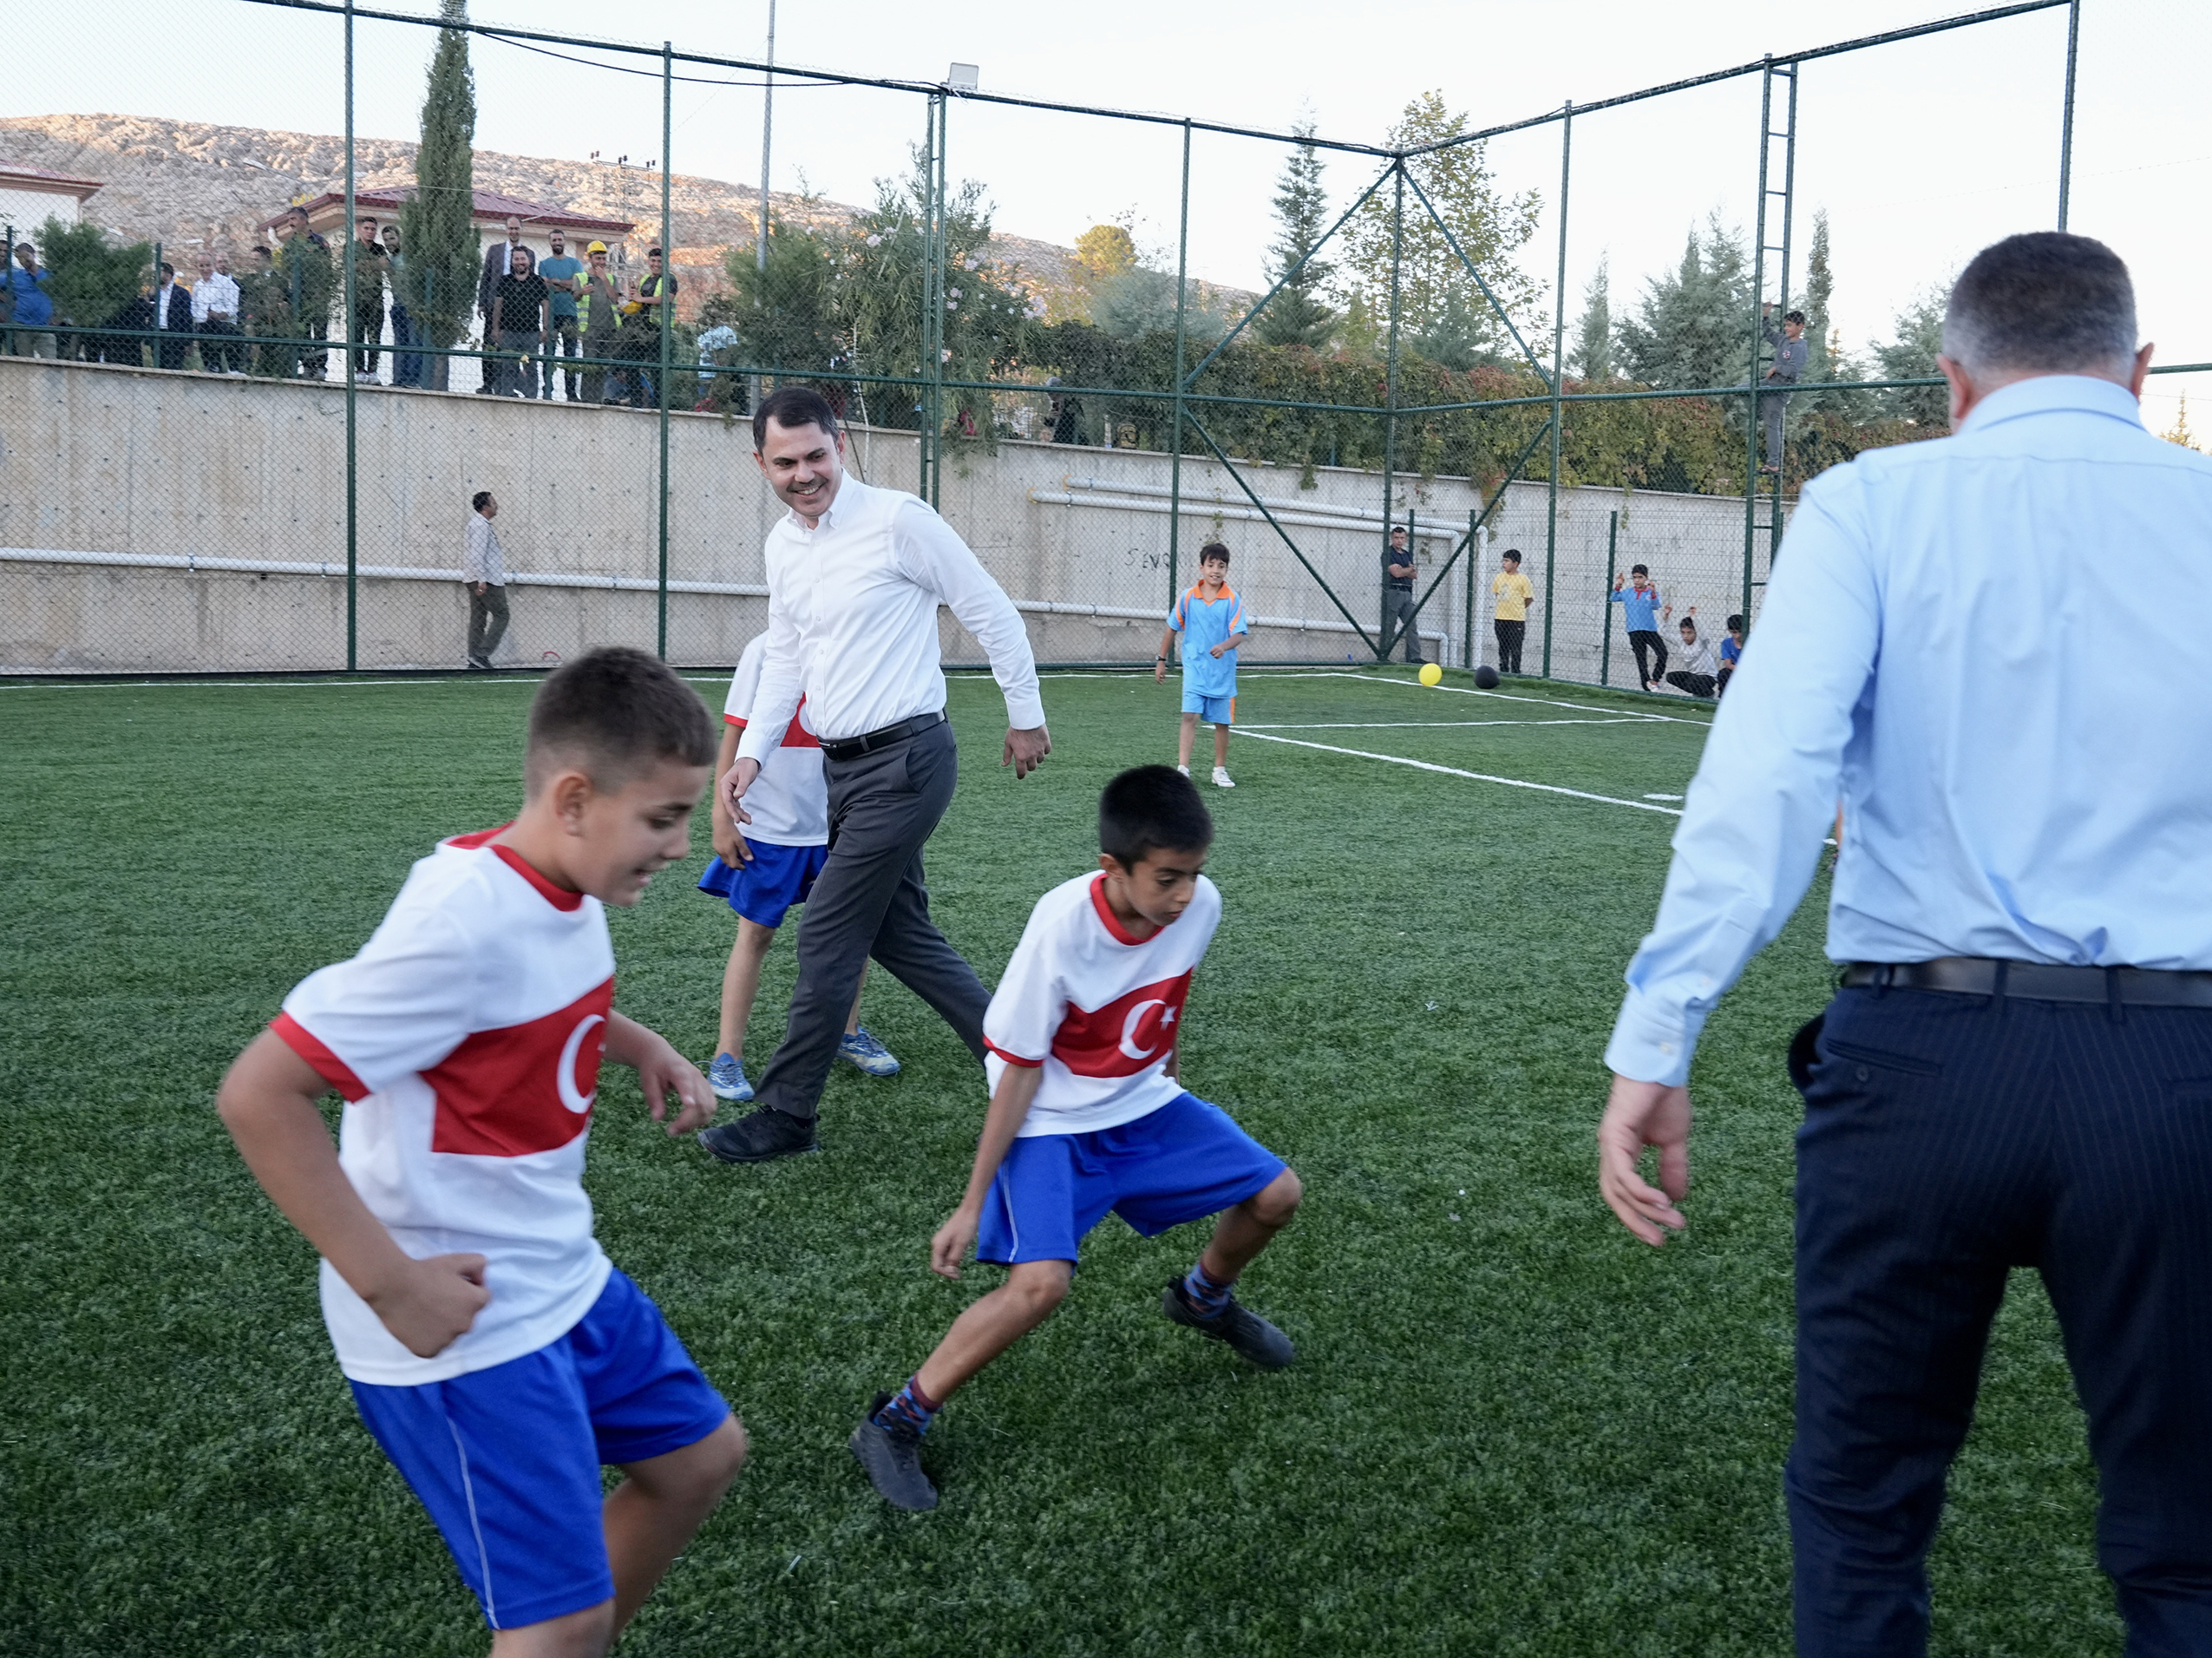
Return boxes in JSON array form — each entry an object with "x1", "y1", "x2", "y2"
[
  {"x1": 818, "y1": 711, "x2": 943, "y2": 763},
  {"x1": 1842, "y1": 957, "x2": 2212, "y2": 1008}
]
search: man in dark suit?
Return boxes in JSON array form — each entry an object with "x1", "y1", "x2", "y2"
[
  {"x1": 476, "y1": 215, "x2": 527, "y2": 390},
  {"x1": 150, "y1": 263, "x2": 193, "y2": 370}
]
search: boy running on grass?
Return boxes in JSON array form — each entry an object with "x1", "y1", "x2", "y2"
[
  {"x1": 216, "y1": 648, "x2": 748, "y2": 1656},
  {"x1": 699, "y1": 631, "x2": 900, "y2": 1102},
  {"x1": 1156, "y1": 541, "x2": 1249, "y2": 790},
  {"x1": 850, "y1": 764, "x2": 1302, "y2": 1511}
]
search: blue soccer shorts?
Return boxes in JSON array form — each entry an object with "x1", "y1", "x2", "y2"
[
  {"x1": 696, "y1": 839, "x2": 830, "y2": 928},
  {"x1": 1180, "y1": 687, "x2": 1235, "y2": 724},
  {"x1": 976, "y1": 1091, "x2": 1286, "y2": 1265},
  {"x1": 349, "y1": 1268, "x2": 731, "y2": 1631}
]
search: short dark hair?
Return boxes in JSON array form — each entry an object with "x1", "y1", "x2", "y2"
[
  {"x1": 646, "y1": 245, "x2": 663, "y2": 257},
  {"x1": 1502, "y1": 548, "x2": 1522, "y2": 565},
  {"x1": 472, "y1": 490, "x2": 493, "y2": 512},
  {"x1": 1943, "y1": 232, "x2": 2136, "y2": 377},
  {"x1": 159, "y1": 263, "x2": 174, "y2": 277},
  {"x1": 252, "y1": 245, "x2": 272, "y2": 259},
  {"x1": 357, "y1": 214, "x2": 378, "y2": 226},
  {"x1": 1631, "y1": 563, "x2": 1649, "y2": 576},
  {"x1": 1199, "y1": 542, "x2": 1230, "y2": 566},
  {"x1": 1099, "y1": 765, "x2": 1213, "y2": 870},
  {"x1": 1679, "y1": 616, "x2": 1697, "y2": 632},
  {"x1": 1725, "y1": 613, "x2": 1744, "y2": 632},
  {"x1": 753, "y1": 385, "x2": 840, "y2": 452},
  {"x1": 527, "y1": 646, "x2": 716, "y2": 794},
  {"x1": 1783, "y1": 310, "x2": 1805, "y2": 326},
  {"x1": 1389, "y1": 525, "x2": 1408, "y2": 538}
]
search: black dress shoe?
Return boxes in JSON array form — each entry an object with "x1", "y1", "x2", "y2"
[{"x1": 699, "y1": 1107, "x2": 819, "y2": 1163}]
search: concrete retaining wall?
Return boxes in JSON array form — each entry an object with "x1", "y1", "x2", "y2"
[{"x1": 0, "y1": 354, "x2": 1770, "y2": 677}]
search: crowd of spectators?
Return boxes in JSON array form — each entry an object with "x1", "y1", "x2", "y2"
[{"x1": 0, "y1": 206, "x2": 690, "y2": 405}]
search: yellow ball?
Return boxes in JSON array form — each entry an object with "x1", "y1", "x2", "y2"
[{"x1": 1417, "y1": 662, "x2": 1443, "y2": 687}]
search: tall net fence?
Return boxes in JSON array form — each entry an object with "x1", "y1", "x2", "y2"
[{"x1": 3, "y1": 0, "x2": 2196, "y2": 683}]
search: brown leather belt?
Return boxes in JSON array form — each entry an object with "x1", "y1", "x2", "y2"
[
  {"x1": 1842, "y1": 957, "x2": 2212, "y2": 1008},
  {"x1": 818, "y1": 711, "x2": 943, "y2": 763}
]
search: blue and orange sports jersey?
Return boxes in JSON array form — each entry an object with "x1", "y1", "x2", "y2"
[{"x1": 1168, "y1": 581, "x2": 1248, "y2": 699}]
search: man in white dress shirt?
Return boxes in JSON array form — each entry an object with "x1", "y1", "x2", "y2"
[
  {"x1": 1598, "y1": 233, "x2": 2212, "y2": 1653},
  {"x1": 702, "y1": 387, "x2": 1050, "y2": 1163}
]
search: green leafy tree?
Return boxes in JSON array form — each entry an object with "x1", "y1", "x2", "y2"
[
  {"x1": 1339, "y1": 93, "x2": 1542, "y2": 360},
  {"x1": 396, "y1": 0, "x2": 479, "y2": 387},
  {"x1": 1873, "y1": 286, "x2": 1950, "y2": 430},
  {"x1": 1253, "y1": 122, "x2": 1336, "y2": 349},
  {"x1": 1570, "y1": 256, "x2": 1615, "y2": 381},
  {"x1": 1618, "y1": 218, "x2": 1752, "y2": 391},
  {"x1": 31, "y1": 216, "x2": 151, "y2": 346}
]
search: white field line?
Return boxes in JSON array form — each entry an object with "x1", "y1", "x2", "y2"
[
  {"x1": 1234, "y1": 729, "x2": 1685, "y2": 818},
  {"x1": 0, "y1": 675, "x2": 544, "y2": 691},
  {"x1": 1242, "y1": 718, "x2": 1654, "y2": 731}
]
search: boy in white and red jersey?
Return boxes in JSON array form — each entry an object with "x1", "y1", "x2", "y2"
[
  {"x1": 698, "y1": 631, "x2": 900, "y2": 1104},
  {"x1": 849, "y1": 764, "x2": 1302, "y2": 1511},
  {"x1": 216, "y1": 648, "x2": 748, "y2": 1655}
]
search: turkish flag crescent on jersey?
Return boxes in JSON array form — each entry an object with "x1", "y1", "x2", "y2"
[
  {"x1": 428, "y1": 977, "x2": 616, "y2": 1157},
  {"x1": 1050, "y1": 971, "x2": 1194, "y2": 1078}
]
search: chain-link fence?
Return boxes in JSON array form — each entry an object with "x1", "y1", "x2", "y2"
[{"x1": 3, "y1": 0, "x2": 2196, "y2": 684}]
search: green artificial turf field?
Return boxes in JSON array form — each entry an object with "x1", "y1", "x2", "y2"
[{"x1": 0, "y1": 666, "x2": 2119, "y2": 1655}]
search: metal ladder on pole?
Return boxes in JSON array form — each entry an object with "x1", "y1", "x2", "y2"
[{"x1": 1742, "y1": 58, "x2": 1798, "y2": 623}]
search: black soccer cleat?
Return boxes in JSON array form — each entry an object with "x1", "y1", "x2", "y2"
[
  {"x1": 851, "y1": 1393, "x2": 939, "y2": 1511},
  {"x1": 698, "y1": 1106, "x2": 819, "y2": 1164},
  {"x1": 1162, "y1": 1279, "x2": 1296, "y2": 1369}
]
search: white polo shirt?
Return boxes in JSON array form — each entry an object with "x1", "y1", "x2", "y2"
[
  {"x1": 273, "y1": 828, "x2": 615, "y2": 1385},
  {"x1": 983, "y1": 871, "x2": 1222, "y2": 1137},
  {"x1": 736, "y1": 475, "x2": 1044, "y2": 767}
]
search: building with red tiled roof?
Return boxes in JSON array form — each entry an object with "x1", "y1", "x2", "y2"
[
  {"x1": 260, "y1": 185, "x2": 637, "y2": 271},
  {"x1": 0, "y1": 161, "x2": 104, "y2": 238}
]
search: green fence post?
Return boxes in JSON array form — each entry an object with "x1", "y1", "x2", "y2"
[
  {"x1": 2058, "y1": 0, "x2": 2080, "y2": 229},
  {"x1": 1168, "y1": 119, "x2": 1190, "y2": 611},
  {"x1": 1379, "y1": 161, "x2": 1404, "y2": 662},
  {"x1": 657, "y1": 40, "x2": 672, "y2": 659},
  {"x1": 1542, "y1": 102, "x2": 1569, "y2": 681},
  {"x1": 1600, "y1": 508, "x2": 1617, "y2": 688},
  {"x1": 2, "y1": 222, "x2": 11, "y2": 357},
  {"x1": 344, "y1": 0, "x2": 358, "y2": 672},
  {"x1": 1463, "y1": 508, "x2": 1477, "y2": 669}
]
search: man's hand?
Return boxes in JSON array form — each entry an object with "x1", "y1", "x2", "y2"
[
  {"x1": 1154, "y1": 658, "x2": 1168, "y2": 684},
  {"x1": 473, "y1": 580, "x2": 487, "y2": 597},
  {"x1": 365, "y1": 1252, "x2": 491, "y2": 1358},
  {"x1": 1598, "y1": 1073, "x2": 1692, "y2": 1246},
  {"x1": 1209, "y1": 642, "x2": 1227, "y2": 659},
  {"x1": 718, "y1": 757, "x2": 760, "y2": 825},
  {"x1": 633, "y1": 1034, "x2": 717, "y2": 1137},
  {"x1": 930, "y1": 1203, "x2": 981, "y2": 1280},
  {"x1": 1004, "y1": 724, "x2": 1052, "y2": 779}
]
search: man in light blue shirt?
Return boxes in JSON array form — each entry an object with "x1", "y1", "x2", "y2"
[{"x1": 1597, "y1": 233, "x2": 2212, "y2": 1654}]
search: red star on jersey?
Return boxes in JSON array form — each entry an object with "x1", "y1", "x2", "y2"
[{"x1": 1050, "y1": 971, "x2": 1194, "y2": 1078}]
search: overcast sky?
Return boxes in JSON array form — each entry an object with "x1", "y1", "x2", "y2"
[{"x1": 9, "y1": 0, "x2": 2207, "y2": 420}]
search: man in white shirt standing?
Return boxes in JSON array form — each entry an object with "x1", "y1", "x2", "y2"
[
  {"x1": 1597, "y1": 233, "x2": 2212, "y2": 1653},
  {"x1": 702, "y1": 387, "x2": 1050, "y2": 1163},
  {"x1": 462, "y1": 489, "x2": 509, "y2": 672},
  {"x1": 191, "y1": 251, "x2": 243, "y2": 374}
]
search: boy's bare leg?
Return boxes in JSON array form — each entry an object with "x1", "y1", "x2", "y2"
[
  {"x1": 846, "y1": 959, "x2": 870, "y2": 1038},
  {"x1": 490, "y1": 1601, "x2": 615, "y2": 1658},
  {"x1": 717, "y1": 919, "x2": 778, "y2": 1057},
  {"x1": 604, "y1": 1415, "x2": 748, "y2": 1637},
  {"x1": 1196, "y1": 1168, "x2": 1302, "y2": 1285},
  {"x1": 1213, "y1": 722, "x2": 1231, "y2": 769},
  {"x1": 913, "y1": 1260, "x2": 1071, "y2": 1402},
  {"x1": 1176, "y1": 711, "x2": 1199, "y2": 769}
]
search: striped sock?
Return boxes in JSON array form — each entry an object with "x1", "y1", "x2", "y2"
[
  {"x1": 1182, "y1": 1262, "x2": 1235, "y2": 1320},
  {"x1": 873, "y1": 1376, "x2": 939, "y2": 1437}
]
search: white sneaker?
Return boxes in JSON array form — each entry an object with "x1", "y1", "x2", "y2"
[
  {"x1": 1211, "y1": 766, "x2": 1235, "y2": 789},
  {"x1": 1176, "y1": 764, "x2": 1190, "y2": 777}
]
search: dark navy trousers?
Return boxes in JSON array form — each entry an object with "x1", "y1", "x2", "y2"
[{"x1": 1789, "y1": 986, "x2": 2212, "y2": 1656}]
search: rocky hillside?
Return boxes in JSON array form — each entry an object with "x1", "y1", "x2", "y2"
[{"x1": 0, "y1": 111, "x2": 1099, "y2": 312}]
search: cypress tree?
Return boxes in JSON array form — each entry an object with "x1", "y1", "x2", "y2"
[
  {"x1": 1570, "y1": 256, "x2": 1614, "y2": 381},
  {"x1": 398, "y1": 0, "x2": 479, "y2": 390},
  {"x1": 1254, "y1": 122, "x2": 1337, "y2": 349}
]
